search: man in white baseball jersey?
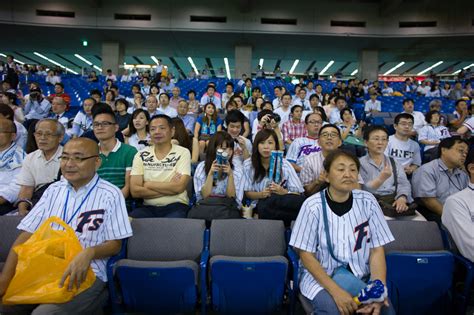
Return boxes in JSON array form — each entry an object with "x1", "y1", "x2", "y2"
[
  {"x1": 300, "y1": 124, "x2": 343, "y2": 196},
  {"x1": 290, "y1": 149, "x2": 395, "y2": 315},
  {"x1": 286, "y1": 112, "x2": 322, "y2": 173},
  {"x1": 0, "y1": 138, "x2": 132, "y2": 314}
]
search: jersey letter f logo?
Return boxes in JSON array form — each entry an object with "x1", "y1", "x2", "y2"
[{"x1": 353, "y1": 221, "x2": 370, "y2": 252}]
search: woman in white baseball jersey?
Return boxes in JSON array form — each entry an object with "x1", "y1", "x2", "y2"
[{"x1": 290, "y1": 150, "x2": 395, "y2": 315}]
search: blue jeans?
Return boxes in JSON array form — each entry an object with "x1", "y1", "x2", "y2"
[
  {"x1": 310, "y1": 289, "x2": 396, "y2": 315},
  {"x1": 130, "y1": 203, "x2": 189, "y2": 218}
]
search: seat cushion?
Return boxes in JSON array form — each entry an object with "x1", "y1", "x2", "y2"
[
  {"x1": 210, "y1": 255, "x2": 288, "y2": 265},
  {"x1": 116, "y1": 259, "x2": 199, "y2": 284}
]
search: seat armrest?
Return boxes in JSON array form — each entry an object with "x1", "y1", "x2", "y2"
[
  {"x1": 106, "y1": 239, "x2": 128, "y2": 313},
  {"x1": 200, "y1": 229, "x2": 210, "y2": 315}
]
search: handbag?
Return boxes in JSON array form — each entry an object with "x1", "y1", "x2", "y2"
[
  {"x1": 256, "y1": 193, "x2": 306, "y2": 225},
  {"x1": 31, "y1": 170, "x2": 62, "y2": 207},
  {"x1": 187, "y1": 196, "x2": 241, "y2": 221},
  {"x1": 374, "y1": 158, "x2": 416, "y2": 217},
  {"x1": 320, "y1": 191, "x2": 367, "y2": 296}
]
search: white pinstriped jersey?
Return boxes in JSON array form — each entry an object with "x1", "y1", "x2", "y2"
[
  {"x1": 300, "y1": 151, "x2": 364, "y2": 187},
  {"x1": 289, "y1": 189, "x2": 394, "y2": 300},
  {"x1": 238, "y1": 158, "x2": 304, "y2": 206},
  {"x1": 18, "y1": 174, "x2": 133, "y2": 282},
  {"x1": 193, "y1": 161, "x2": 243, "y2": 202},
  {"x1": 286, "y1": 137, "x2": 321, "y2": 168},
  {"x1": 462, "y1": 116, "x2": 474, "y2": 133},
  {"x1": 417, "y1": 124, "x2": 450, "y2": 151}
]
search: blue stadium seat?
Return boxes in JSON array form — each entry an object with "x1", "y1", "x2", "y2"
[
  {"x1": 107, "y1": 218, "x2": 208, "y2": 314},
  {"x1": 207, "y1": 219, "x2": 288, "y2": 314},
  {"x1": 384, "y1": 220, "x2": 454, "y2": 315}
]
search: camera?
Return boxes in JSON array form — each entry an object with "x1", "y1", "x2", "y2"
[
  {"x1": 29, "y1": 92, "x2": 39, "y2": 100},
  {"x1": 271, "y1": 113, "x2": 281, "y2": 123},
  {"x1": 264, "y1": 113, "x2": 281, "y2": 124}
]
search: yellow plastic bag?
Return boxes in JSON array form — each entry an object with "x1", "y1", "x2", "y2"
[{"x1": 2, "y1": 216, "x2": 96, "y2": 305}]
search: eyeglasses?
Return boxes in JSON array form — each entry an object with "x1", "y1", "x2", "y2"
[
  {"x1": 34, "y1": 132, "x2": 58, "y2": 138},
  {"x1": 59, "y1": 155, "x2": 99, "y2": 163},
  {"x1": 455, "y1": 148, "x2": 468, "y2": 156},
  {"x1": 320, "y1": 132, "x2": 339, "y2": 139},
  {"x1": 307, "y1": 120, "x2": 323, "y2": 125},
  {"x1": 93, "y1": 121, "x2": 115, "y2": 128},
  {"x1": 0, "y1": 131, "x2": 14, "y2": 134}
]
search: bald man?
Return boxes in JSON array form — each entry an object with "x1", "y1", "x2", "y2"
[
  {"x1": 0, "y1": 119, "x2": 25, "y2": 215},
  {"x1": 0, "y1": 138, "x2": 132, "y2": 314}
]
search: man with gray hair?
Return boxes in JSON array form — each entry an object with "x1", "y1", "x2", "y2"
[{"x1": 16, "y1": 119, "x2": 64, "y2": 216}]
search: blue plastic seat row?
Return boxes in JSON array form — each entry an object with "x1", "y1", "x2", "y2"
[{"x1": 107, "y1": 218, "x2": 293, "y2": 315}]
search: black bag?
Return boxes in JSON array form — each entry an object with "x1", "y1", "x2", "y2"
[
  {"x1": 374, "y1": 158, "x2": 416, "y2": 217},
  {"x1": 31, "y1": 170, "x2": 62, "y2": 207},
  {"x1": 187, "y1": 196, "x2": 241, "y2": 221},
  {"x1": 256, "y1": 193, "x2": 306, "y2": 225}
]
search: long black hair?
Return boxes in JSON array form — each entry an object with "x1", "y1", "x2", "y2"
[
  {"x1": 204, "y1": 131, "x2": 234, "y2": 175},
  {"x1": 128, "y1": 109, "x2": 150, "y2": 135},
  {"x1": 251, "y1": 129, "x2": 280, "y2": 182}
]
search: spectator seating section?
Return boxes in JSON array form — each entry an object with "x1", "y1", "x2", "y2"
[
  {"x1": 208, "y1": 219, "x2": 289, "y2": 314},
  {"x1": 384, "y1": 220, "x2": 454, "y2": 315},
  {"x1": 107, "y1": 218, "x2": 208, "y2": 314},
  {"x1": 18, "y1": 75, "x2": 460, "y2": 119},
  {"x1": 1, "y1": 215, "x2": 471, "y2": 314}
]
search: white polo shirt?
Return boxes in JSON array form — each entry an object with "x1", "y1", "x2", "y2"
[{"x1": 16, "y1": 146, "x2": 63, "y2": 189}]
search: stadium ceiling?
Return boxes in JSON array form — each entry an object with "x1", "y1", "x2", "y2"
[{"x1": 1, "y1": 23, "x2": 473, "y2": 77}]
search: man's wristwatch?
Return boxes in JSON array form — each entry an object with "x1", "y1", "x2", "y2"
[{"x1": 15, "y1": 199, "x2": 33, "y2": 208}]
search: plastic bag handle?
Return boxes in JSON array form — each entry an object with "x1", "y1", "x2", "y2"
[{"x1": 36, "y1": 216, "x2": 76, "y2": 239}]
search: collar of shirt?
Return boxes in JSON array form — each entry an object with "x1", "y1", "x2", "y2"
[
  {"x1": 468, "y1": 182, "x2": 474, "y2": 190},
  {"x1": 0, "y1": 142, "x2": 16, "y2": 159},
  {"x1": 66, "y1": 173, "x2": 100, "y2": 197},
  {"x1": 40, "y1": 146, "x2": 63, "y2": 163},
  {"x1": 99, "y1": 138, "x2": 121, "y2": 155},
  {"x1": 0, "y1": 142, "x2": 22, "y2": 170},
  {"x1": 365, "y1": 154, "x2": 386, "y2": 170},
  {"x1": 437, "y1": 158, "x2": 463, "y2": 175}
]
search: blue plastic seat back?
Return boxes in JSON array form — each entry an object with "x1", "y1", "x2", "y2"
[
  {"x1": 384, "y1": 220, "x2": 454, "y2": 315},
  {"x1": 115, "y1": 218, "x2": 205, "y2": 314},
  {"x1": 116, "y1": 264, "x2": 197, "y2": 314},
  {"x1": 386, "y1": 252, "x2": 453, "y2": 315},
  {"x1": 209, "y1": 219, "x2": 288, "y2": 314},
  {"x1": 372, "y1": 116, "x2": 385, "y2": 126},
  {"x1": 211, "y1": 258, "x2": 288, "y2": 314}
]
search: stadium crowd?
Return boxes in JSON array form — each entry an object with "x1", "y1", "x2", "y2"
[{"x1": 0, "y1": 55, "x2": 473, "y2": 314}]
